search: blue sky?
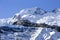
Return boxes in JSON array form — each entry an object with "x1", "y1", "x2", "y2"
[{"x1": 0, "y1": 0, "x2": 60, "y2": 18}]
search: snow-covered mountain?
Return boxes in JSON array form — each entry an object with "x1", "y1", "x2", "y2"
[{"x1": 0, "y1": 7, "x2": 60, "y2": 40}]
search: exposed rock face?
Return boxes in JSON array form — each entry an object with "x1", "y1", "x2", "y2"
[{"x1": 0, "y1": 7, "x2": 60, "y2": 40}]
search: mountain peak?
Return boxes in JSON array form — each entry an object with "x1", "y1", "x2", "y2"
[
  {"x1": 52, "y1": 8, "x2": 60, "y2": 13},
  {"x1": 19, "y1": 7, "x2": 46, "y2": 15}
]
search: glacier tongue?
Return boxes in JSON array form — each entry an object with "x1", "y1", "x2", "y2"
[{"x1": 0, "y1": 7, "x2": 60, "y2": 40}]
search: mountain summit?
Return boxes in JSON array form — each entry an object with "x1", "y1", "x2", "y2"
[{"x1": 0, "y1": 7, "x2": 60, "y2": 40}]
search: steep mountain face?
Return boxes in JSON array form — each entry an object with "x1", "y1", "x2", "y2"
[{"x1": 0, "y1": 7, "x2": 60, "y2": 40}]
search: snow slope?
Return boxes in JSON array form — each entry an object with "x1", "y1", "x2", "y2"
[{"x1": 0, "y1": 7, "x2": 60, "y2": 40}]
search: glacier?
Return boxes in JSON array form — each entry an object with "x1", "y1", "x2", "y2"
[{"x1": 0, "y1": 7, "x2": 60, "y2": 40}]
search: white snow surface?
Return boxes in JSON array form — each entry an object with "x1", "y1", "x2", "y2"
[{"x1": 0, "y1": 7, "x2": 60, "y2": 40}]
